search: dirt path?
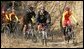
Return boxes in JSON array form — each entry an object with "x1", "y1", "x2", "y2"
[{"x1": 1, "y1": 32, "x2": 83, "y2": 48}]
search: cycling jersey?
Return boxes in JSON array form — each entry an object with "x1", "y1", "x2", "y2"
[
  {"x1": 36, "y1": 10, "x2": 51, "y2": 24},
  {"x1": 62, "y1": 11, "x2": 77, "y2": 28},
  {"x1": 23, "y1": 9, "x2": 36, "y2": 24},
  {"x1": 36, "y1": 10, "x2": 51, "y2": 31},
  {"x1": 62, "y1": 11, "x2": 71, "y2": 27}
]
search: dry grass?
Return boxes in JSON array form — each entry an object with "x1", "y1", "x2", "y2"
[{"x1": 1, "y1": 27, "x2": 83, "y2": 48}]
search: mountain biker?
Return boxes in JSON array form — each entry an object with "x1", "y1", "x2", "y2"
[
  {"x1": 22, "y1": 5, "x2": 36, "y2": 33},
  {"x1": 62, "y1": 6, "x2": 78, "y2": 37},
  {"x1": 8, "y1": 9, "x2": 19, "y2": 33},
  {"x1": 36, "y1": 5, "x2": 51, "y2": 32},
  {"x1": 36, "y1": 5, "x2": 51, "y2": 46}
]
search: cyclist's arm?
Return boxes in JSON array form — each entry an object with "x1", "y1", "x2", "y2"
[
  {"x1": 5, "y1": 14, "x2": 9, "y2": 20},
  {"x1": 62, "y1": 12, "x2": 66, "y2": 26},
  {"x1": 71, "y1": 11, "x2": 78, "y2": 24},
  {"x1": 15, "y1": 15, "x2": 19, "y2": 21},
  {"x1": 71, "y1": 15, "x2": 77, "y2": 23},
  {"x1": 9, "y1": 14, "x2": 11, "y2": 21}
]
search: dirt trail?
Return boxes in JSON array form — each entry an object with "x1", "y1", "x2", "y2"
[{"x1": 1, "y1": 31, "x2": 83, "y2": 48}]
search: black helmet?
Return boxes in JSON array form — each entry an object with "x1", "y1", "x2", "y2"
[{"x1": 29, "y1": 6, "x2": 33, "y2": 10}]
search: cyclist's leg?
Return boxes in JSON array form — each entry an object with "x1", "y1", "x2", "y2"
[
  {"x1": 63, "y1": 27, "x2": 66, "y2": 37},
  {"x1": 11, "y1": 21, "x2": 14, "y2": 33},
  {"x1": 37, "y1": 23, "x2": 42, "y2": 33},
  {"x1": 11, "y1": 21, "x2": 13, "y2": 32},
  {"x1": 21, "y1": 24, "x2": 23, "y2": 32},
  {"x1": 6, "y1": 23, "x2": 10, "y2": 32},
  {"x1": 42, "y1": 30, "x2": 45, "y2": 39},
  {"x1": 42, "y1": 24, "x2": 48, "y2": 46},
  {"x1": 22, "y1": 19, "x2": 27, "y2": 32},
  {"x1": 41, "y1": 29, "x2": 45, "y2": 45},
  {"x1": 67, "y1": 20, "x2": 72, "y2": 38},
  {"x1": 9, "y1": 21, "x2": 12, "y2": 33},
  {"x1": 23, "y1": 24, "x2": 26, "y2": 35},
  {"x1": 63, "y1": 27, "x2": 68, "y2": 41},
  {"x1": 12, "y1": 22, "x2": 15, "y2": 32},
  {"x1": 44, "y1": 24, "x2": 48, "y2": 39},
  {"x1": 44, "y1": 24, "x2": 48, "y2": 44},
  {"x1": 30, "y1": 21, "x2": 34, "y2": 35},
  {"x1": 37, "y1": 23, "x2": 43, "y2": 41}
]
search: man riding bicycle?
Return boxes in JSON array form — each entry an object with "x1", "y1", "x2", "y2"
[
  {"x1": 36, "y1": 5, "x2": 51, "y2": 32},
  {"x1": 36, "y1": 5, "x2": 51, "y2": 45},
  {"x1": 22, "y1": 5, "x2": 36, "y2": 35}
]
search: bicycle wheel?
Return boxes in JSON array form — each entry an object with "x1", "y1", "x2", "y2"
[{"x1": 32, "y1": 34, "x2": 37, "y2": 43}]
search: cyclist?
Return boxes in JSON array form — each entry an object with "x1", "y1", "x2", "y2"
[
  {"x1": 36, "y1": 5, "x2": 51, "y2": 46},
  {"x1": 22, "y1": 5, "x2": 36, "y2": 34},
  {"x1": 8, "y1": 9, "x2": 19, "y2": 33},
  {"x1": 62, "y1": 6, "x2": 78, "y2": 41},
  {"x1": 36, "y1": 5, "x2": 51, "y2": 31}
]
